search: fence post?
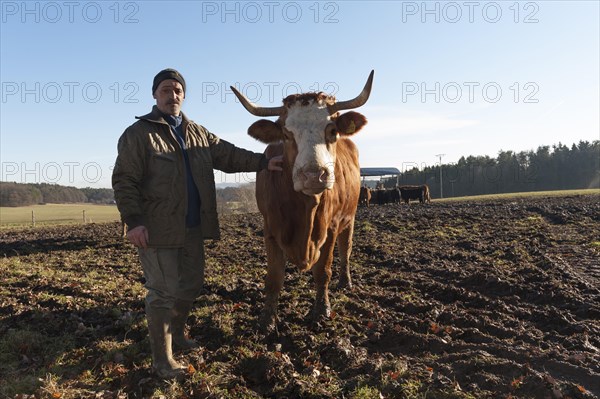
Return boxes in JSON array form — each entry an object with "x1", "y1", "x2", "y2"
[
  {"x1": 31, "y1": 210, "x2": 35, "y2": 227},
  {"x1": 83, "y1": 210, "x2": 86, "y2": 223}
]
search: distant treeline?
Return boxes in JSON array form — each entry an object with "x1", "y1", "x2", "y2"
[
  {"x1": 0, "y1": 181, "x2": 258, "y2": 212},
  {"x1": 0, "y1": 182, "x2": 115, "y2": 207},
  {"x1": 386, "y1": 140, "x2": 599, "y2": 198}
]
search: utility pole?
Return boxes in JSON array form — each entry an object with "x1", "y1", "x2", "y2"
[{"x1": 435, "y1": 154, "x2": 445, "y2": 198}]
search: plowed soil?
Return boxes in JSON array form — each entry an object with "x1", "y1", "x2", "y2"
[{"x1": 1, "y1": 194, "x2": 599, "y2": 398}]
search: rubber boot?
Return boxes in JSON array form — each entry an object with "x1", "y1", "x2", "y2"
[
  {"x1": 171, "y1": 299, "x2": 199, "y2": 351},
  {"x1": 146, "y1": 307, "x2": 186, "y2": 379}
]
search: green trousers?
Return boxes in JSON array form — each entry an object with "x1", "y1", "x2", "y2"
[{"x1": 138, "y1": 226, "x2": 205, "y2": 310}]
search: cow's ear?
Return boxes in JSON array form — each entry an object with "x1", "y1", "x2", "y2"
[
  {"x1": 336, "y1": 111, "x2": 368, "y2": 137},
  {"x1": 248, "y1": 119, "x2": 283, "y2": 144}
]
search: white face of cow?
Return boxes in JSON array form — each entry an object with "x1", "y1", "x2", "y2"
[
  {"x1": 231, "y1": 70, "x2": 374, "y2": 196},
  {"x1": 284, "y1": 99, "x2": 336, "y2": 195}
]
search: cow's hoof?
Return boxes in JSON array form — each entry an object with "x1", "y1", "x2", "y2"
[
  {"x1": 307, "y1": 311, "x2": 331, "y2": 331},
  {"x1": 259, "y1": 311, "x2": 278, "y2": 336},
  {"x1": 337, "y1": 278, "x2": 353, "y2": 290},
  {"x1": 307, "y1": 304, "x2": 331, "y2": 324}
]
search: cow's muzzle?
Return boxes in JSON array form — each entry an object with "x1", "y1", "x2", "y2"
[{"x1": 296, "y1": 166, "x2": 334, "y2": 195}]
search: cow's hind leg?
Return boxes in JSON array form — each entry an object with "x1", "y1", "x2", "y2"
[
  {"x1": 261, "y1": 235, "x2": 286, "y2": 334},
  {"x1": 336, "y1": 220, "x2": 354, "y2": 290}
]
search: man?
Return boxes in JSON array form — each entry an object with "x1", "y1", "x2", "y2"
[{"x1": 112, "y1": 68, "x2": 282, "y2": 379}]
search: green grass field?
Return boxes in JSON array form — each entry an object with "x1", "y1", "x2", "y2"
[
  {"x1": 433, "y1": 188, "x2": 599, "y2": 202},
  {"x1": 0, "y1": 203, "x2": 121, "y2": 228}
]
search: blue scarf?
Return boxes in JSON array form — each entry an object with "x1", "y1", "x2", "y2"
[{"x1": 165, "y1": 114, "x2": 201, "y2": 228}]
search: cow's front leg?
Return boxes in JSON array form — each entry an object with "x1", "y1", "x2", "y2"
[
  {"x1": 310, "y1": 234, "x2": 336, "y2": 322},
  {"x1": 336, "y1": 220, "x2": 354, "y2": 290},
  {"x1": 260, "y1": 234, "x2": 285, "y2": 334}
]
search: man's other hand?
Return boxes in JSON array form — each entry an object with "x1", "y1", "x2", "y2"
[{"x1": 127, "y1": 225, "x2": 149, "y2": 248}]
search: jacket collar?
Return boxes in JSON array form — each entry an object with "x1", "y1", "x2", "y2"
[{"x1": 136, "y1": 105, "x2": 190, "y2": 125}]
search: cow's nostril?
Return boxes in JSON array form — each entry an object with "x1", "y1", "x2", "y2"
[
  {"x1": 298, "y1": 171, "x2": 307, "y2": 181},
  {"x1": 318, "y1": 169, "x2": 329, "y2": 183}
]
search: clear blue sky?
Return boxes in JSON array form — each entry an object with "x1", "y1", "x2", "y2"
[{"x1": 1, "y1": 0, "x2": 598, "y2": 188}]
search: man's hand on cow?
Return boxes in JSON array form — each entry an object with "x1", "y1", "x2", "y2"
[
  {"x1": 267, "y1": 155, "x2": 284, "y2": 172},
  {"x1": 127, "y1": 225, "x2": 149, "y2": 248}
]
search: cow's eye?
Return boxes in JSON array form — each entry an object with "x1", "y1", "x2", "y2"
[
  {"x1": 326, "y1": 124, "x2": 338, "y2": 142},
  {"x1": 283, "y1": 131, "x2": 294, "y2": 141}
]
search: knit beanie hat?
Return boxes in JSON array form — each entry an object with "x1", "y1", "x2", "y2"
[{"x1": 152, "y1": 68, "x2": 186, "y2": 94}]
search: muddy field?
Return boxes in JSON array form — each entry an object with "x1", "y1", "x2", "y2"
[{"x1": 1, "y1": 194, "x2": 599, "y2": 398}]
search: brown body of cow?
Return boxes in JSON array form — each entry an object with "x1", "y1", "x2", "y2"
[
  {"x1": 422, "y1": 184, "x2": 431, "y2": 203},
  {"x1": 359, "y1": 186, "x2": 372, "y2": 207},
  {"x1": 231, "y1": 71, "x2": 374, "y2": 331},
  {"x1": 399, "y1": 184, "x2": 431, "y2": 204}
]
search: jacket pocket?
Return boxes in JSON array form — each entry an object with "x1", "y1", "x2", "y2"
[
  {"x1": 153, "y1": 152, "x2": 177, "y2": 163},
  {"x1": 144, "y1": 151, "x2": 180, "y2": 207},
  {"x1": 149, "y1": 152, "x2": 177, "y2": 176}
]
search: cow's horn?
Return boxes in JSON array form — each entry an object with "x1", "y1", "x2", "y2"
[
  {"x1": 330, "y1": 70, "x2": 374, "y2": 112},
  {"x1": 230, "y1": 86, "x2": 284, "y2": 117}
]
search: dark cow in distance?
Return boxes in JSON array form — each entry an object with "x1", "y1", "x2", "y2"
[
  {"x1": 399, "y1": 184, "x2": 431, "y2": 204},
  {"x1": 371, "y1": 188, "x2": 384, "y2": 205},
  {"x1": 370, "y1": 187, "x2": 400, "y2": 205},
  {"x1": 389, "y1": 187, "x2": 401, "y2": 204},
  {"x1": 231, "y1": 71, "x2": 374, "y2": 332}
]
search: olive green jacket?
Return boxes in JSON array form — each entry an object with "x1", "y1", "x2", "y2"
[{"x1": 112, "y1": 106, "x2": 266, "y2": 247}]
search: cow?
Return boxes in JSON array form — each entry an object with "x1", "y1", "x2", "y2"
[
  {"x1": 370, "y1": 187, "x2": 399, "y2": 205},
  {"x1": 399, "y1": 185, "x2": 421, "y2": 204},
  {"x1": 359, "y1": 186, "x2": 372, "y2": 207},
  {"x1": 372, "y1": 188, "x2": 386, "y2": 205},
  {"x1": 422, "y1": 184, "x2": 431, "y2": 203},
  {"x1": 231, "y1": 71, "x2": 374, "y2": 332},
  {"x1": 399, "y1": 184, "x2": 430, "y2": 204},
  {"x1": 388, "y1": 187, "x2": 401, "y2": 204}
]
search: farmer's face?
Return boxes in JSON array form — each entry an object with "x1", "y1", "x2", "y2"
[{"x1": 154, "y1": 79, "x2": 184, "y2": 116}]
